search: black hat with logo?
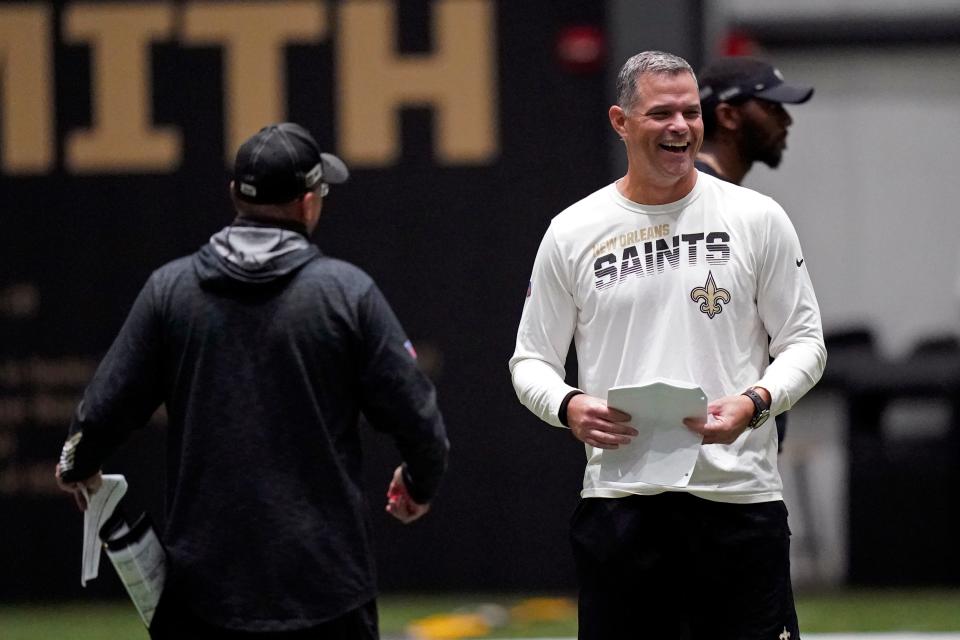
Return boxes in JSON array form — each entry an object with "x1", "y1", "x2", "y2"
[
  {"x1": 699, "y1": 57, "x2": 814, "y2": 108},
  {"x1": 233, "y1": 123, "x2": 348, "y2": 204}
]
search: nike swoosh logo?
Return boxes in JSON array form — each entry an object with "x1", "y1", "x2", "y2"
[{"x1": 796, "y1": 258, "x2": 804, "y2": 267}]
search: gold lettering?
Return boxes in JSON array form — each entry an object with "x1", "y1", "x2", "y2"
[
  {"x1": 0, "y1": 4, "x2": 54, "y2": 173},
  {"x1": 0, "y1": 283, "x2": 40, "y2": 319},
  {"x1": 0, "y1": 463, "x2": 61, "y2": 495},
  {"x1": 338, "y1": 0, "x2": 498, "y2": 165},
  {"x1": 182, "y1": 1, "x2": 326, "y2": 162},
  {"x1": 593, "y1": 236, "x2": 616, "y2": 257},
  {"x1": 609, "y1": 225, "x2": 674, "y2": 252},
  {"x1": 0, "y1": 398, "x2": 27, "y2": 427},
  {"x1": 30, "y1": 393, "x2": 78, "y2": 424},
  {"x1": 64, "y1": 2, "x2": 179, "y2": 172},
  {"x1": 0, "y1": 430, "x2": 15, "y2": 458},
  {"x1": 0, "y1": 357, "x2": 97, "y2": 388},
  {"x1": 26, "y1": 357, "x2": 98, "y2": 387}
]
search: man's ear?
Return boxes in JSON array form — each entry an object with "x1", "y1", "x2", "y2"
[
  {"x1": 228, "y1": 181, "x2": 241, "y2": 209},
  {"x1": 715, "y1": 103, "x2": 742, "y2": 131},
  {"x1": 609, "y1": 105, "x2": 628, "y2": 138},
  {"x1": 301, "y1": 190, "x2": 322, "y2": 227}
]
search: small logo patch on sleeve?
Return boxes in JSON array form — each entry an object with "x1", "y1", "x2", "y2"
[{"x1": 403, "y1": 340, "x2": 418, "y2": 359}]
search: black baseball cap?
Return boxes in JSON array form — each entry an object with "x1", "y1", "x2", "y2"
[
  {"x1": 233, "y1": 123, "x2": 349, "y2": 204},
  {"x1": 698, "y1": 57, "x2": 814, "y2": 107}
]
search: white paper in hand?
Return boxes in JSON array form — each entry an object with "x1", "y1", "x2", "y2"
[
  {"x1": 600, "y1": 379, "x2": 706, "y2": 487},
  {"x1": 81, "y1": 474, "x2": 127, "y2": 586}
]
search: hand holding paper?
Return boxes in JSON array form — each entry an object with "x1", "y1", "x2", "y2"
[
  {"x1": 55, "y1": 465, "x2": 103, "y2": 511},
  {"x1": 599, "y1": 379, "x2": 707, "y2": 487},
  {"x1": 566, "y1": 394, "x2": 636, "y2": 449},
  {"x1": 683, "y1": 392, "x2": 759, "y2": 445},
  {"x1": 79, "y1": 474, "x2": 128, "y2": 586}
]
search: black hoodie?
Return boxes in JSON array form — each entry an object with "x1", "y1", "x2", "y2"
[{"x1": 60, "y1": 222, "x2": 449, "y2": 631}]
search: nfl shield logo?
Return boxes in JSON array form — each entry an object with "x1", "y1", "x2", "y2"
[{"x1": 403, "y1": 340, "x2": 418, "y2": 359}]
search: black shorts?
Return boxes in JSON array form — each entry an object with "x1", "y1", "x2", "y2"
[
  {"x1": 570, "y1": 492, "x2": 799, "y2": 640},
  {"x1": 149, "y1": 588, "x2": 379, "y2": 640}
]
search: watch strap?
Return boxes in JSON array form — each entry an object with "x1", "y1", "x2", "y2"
[{"x1": 741, "y1": 387, "x2": 770, "y2": 429}]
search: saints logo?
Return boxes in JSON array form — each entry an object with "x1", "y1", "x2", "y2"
[{"x1": 690, "y1": 271, "x2": 730, "y2": 319}]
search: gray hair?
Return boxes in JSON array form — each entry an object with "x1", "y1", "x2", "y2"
[{"x1": 616, "y1": 51, "x2": 696, "y2": 112}]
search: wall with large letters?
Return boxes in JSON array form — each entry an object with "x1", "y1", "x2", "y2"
[{"x1": 0, "y1": 0, "x2": 610, "y2": 598}]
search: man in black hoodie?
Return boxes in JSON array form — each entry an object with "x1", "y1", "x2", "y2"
[{"x1": 56, "y1": 123, "x2": 449, "y2": 639}]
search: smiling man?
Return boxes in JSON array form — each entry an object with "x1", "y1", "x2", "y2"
[{"x1": 510, "y1": 51, "x2": 826, "y2": 638}]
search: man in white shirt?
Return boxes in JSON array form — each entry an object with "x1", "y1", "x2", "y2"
[{"x1": 509, "y1": 51, "x2": 825, "y2": 638}]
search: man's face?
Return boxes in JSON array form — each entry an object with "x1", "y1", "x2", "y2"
[
  {"x1": 739, "y1": 98, "x2": 793, "y2": 168},
  {"x1": 619, "y1": 72, "x2": 703, "y2": 184}
]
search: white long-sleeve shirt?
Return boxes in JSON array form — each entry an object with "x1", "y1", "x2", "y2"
[{"x1": 510, "y1": 173, "x2": 826, "y2": 503}]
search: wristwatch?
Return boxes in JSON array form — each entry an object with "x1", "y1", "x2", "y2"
[{"x1": 741, "y1": 387, "x2": 771, "y2": 429}]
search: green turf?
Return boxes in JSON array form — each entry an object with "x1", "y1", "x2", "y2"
[
  {"x1": 2, "y1": 589, "x2": 960, "y2": 638},
  {"x1": 797, "y1": 588, "x2": 960, "y2": 632},
  {"x1": 0, "y1": 602, "x2": 148, "y2": 640},
  {"x1": 379, "y1": 590, "x2": 960, "y2": 636},
  {"x1": 377, "y1": 593, "x2": 577, "y2": 637}
]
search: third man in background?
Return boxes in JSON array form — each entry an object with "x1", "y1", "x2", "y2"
[
  {"x1": 696, "y1": 56, "x2": 814, "y2": 185},
  {"x1": 697, "y1": 56, "x2": 815, "y2": 449}
]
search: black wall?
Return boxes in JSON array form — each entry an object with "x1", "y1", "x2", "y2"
[{"x1": 1, "y1": 0, "x2": 611, "y2": 599}]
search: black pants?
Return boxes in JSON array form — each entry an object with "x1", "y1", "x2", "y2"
[
  {"x1": 570, "y1": 493, "x2": 799, "y2": 640},
  {"x1": 149, "y1": 588, "x2": 379, "y2": 640}
]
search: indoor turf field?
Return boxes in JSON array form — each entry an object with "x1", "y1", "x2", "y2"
[{"x1": 2, "y1": 589, "x2": 960, "y2": 639}]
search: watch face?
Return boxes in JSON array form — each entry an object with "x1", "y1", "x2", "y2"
[
  {"x1": 742, "y1": 389, "x2": 770, "y2": 429},
  {"x1": 752, "y1": 410, "x2": 770, "y2": 429}
]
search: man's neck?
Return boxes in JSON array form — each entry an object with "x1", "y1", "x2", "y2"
[
  {"x1": 697, "y1": 141, "x2": 751, "y2": 185},
  {"x1": 233, "y1": 214, "x2": 309, "y2": 237},
  {"x1": 617, "y1": 170, "x2": 697, "y2": 206}
]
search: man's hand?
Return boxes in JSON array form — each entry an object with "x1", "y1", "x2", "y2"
[
  {"x1": 55, "y1": 465, "x2": 102, "y2": 511},
  {"x1": 683, "y1": 389, "x2": 768, "y2": 445},
  {"x1": 566, "y1": 394, "x2": 636, "y2": 449},
  {"x1": 385, "y1": 465, "x2": 430, "y2": 524}
]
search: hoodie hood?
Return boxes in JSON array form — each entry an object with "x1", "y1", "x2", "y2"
[{"x1": 194, "y1": 222, "x2": 320, "y2": 291}]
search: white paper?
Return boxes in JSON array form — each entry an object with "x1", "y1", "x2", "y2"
[
  {"x1": 80, "y1": 474, "x2": 127, "y2": 586},
  {"x1": 600, "y1": 378, "x2": 706, "y2": 487}
]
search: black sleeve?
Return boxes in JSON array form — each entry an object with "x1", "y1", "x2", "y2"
[
  {"x1": 357, "y1": 283, "x2": 449, "y2": 504},
  {"x1": 58, "y1": 276, "x2": 165, "y2": 483},
  {"x1": 558, "y1": 390, "x2": 584, "y2": 426}
]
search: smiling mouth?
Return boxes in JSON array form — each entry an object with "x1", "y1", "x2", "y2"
[{"x1": 659, "y1": 141, "x2": 690, "y2": 153}]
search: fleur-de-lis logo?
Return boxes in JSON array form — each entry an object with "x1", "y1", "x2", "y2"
[{"x1": 690, "y1": 271, "x2": 731, "y2": 319}]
